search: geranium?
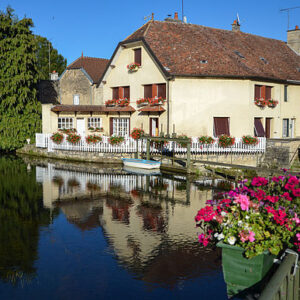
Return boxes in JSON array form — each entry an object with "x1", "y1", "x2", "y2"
[
  {"x1": 198, "y1": 136, "x2": 215, "y2": 145},
  {"x1": 131, "y1": 128, "x2": 144, "y2": 140},
  {"x1": 109, "y1": 136, "x2": 124, "y2": 145},
  {"x1": 86, "y1": 134, "x2": 102, "y2": 144},
  {"x1": 51, "y1": 132, "x2": 64, "y2": 144},
  {"x1": 218, "y1": 135, "x2": 235, "y2": 148},
  {"x1": 195, "y1": 174, "x2": 300, "y2": 258},
  {"x1": 127, "y1": 62, "x2": 140, "y2": 71},
  {"x1": 66, "y1": 133, "x2": 81, "y2": 144},
  {"x1": 242, "y1": 135, "x2": 258, "y2": 145}
]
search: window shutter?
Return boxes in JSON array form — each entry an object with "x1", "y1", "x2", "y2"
[
  {"x1": 112, "y1": 88, "x2": 118, "y2": 99},
  {"x1": 152, "y1": 84, "x2": 157, "y2": 98},
  {"x1": 265, "y1": 86, "x2": 272, "y2": 100},
  {"x1": 254, "y1": 118, "x2": 265, "y2": 137},
  {"x1": 265, "y1": 118, "x2": 271, "y2": 138},
  {"x1": 118, "y1": 87, "x2": 124, "y2": 98},
  {"x1": 134, "y1": 48, "x2": 141, "y2": 65},
  {"x1": 157, "y1": 84, "x2": 166, "y2": 99},
  {"x1": 282, "y1": 119, "x2": 289, "y2": 137},
  {"x1": 214, "y1": 117, "x2": 230, "y2": 136},
  {"x1": 254, "y1": 85, "x2": 261, "y2": 99},
  {"x1": 261, "y1": 86, "x2": 266, "y2": 99},
  {"x1": 110, "y1": 118, "x2": 114, "y2": 136},
  {"x1": 123, "y1": 86, "x2": 130, "y2": 99},
  {"x1": 144, "y1": 85, "x2": 152, "y2": 98},
  {"x1": 284, "y1": 85, "x2": 288, "y2": 102}
]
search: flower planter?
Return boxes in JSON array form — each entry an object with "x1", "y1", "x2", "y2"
[{"x1": 217, "y1": 242, "x2": 275, "y2": 296}]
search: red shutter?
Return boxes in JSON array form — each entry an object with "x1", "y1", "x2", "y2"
[
  {"x1": 157, "y1": 84, "x2": 166, "y2": 99},
  {"x1": 265, "y1": 118, "x2": 271, "y2": 138},
  {"x1": 266, "y1": 86, "x2": 272, "y2": 100},
  {"x1": 112, "y1": 87, "x2": 118, "y2": 100},
  {"x1": 123, "y1": 86, "x2": 130, "y2": 99},
  {"x1": 144, "y1": 85, "x2": 152, "y2": 98},
  {"x1": 118, "y1": 87, "x2": 123, "y2": 99},
  {"x1": 254, "y1": 118, "x2": 265, "y2": 137},
  {"x1": 110, "y1": 118, "x2": 114, "y2": 135},
  {"x1": 214, "y1": 117, "x2": 230, "y2": 136},
  {"x1": 255, "y1": 85, "x2": 261, "y2": 99},
  {"x1": 261, "y1": 86, "x2": 266, "y2": 100},
  {"x1": 134, "y1": 48, "x2": 141, "y2": 66},
  {"x1": 152, "y1": 84, "x2": 157, "y2": 98}
]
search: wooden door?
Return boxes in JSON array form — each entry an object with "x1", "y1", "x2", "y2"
[{"x1": 265, "y1": 118, "x2": 272, "y2": 138}]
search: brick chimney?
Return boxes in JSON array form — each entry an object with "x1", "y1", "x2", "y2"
[
  {"x1": 232, "y1": 19, "x2": 240, "y2": 32},
  {"x1": 164, "y1": 12, "x2": 181, "y2": 23},
  {"x1": 287, "y1": 25, "x2": 300, "y2": 54},
  {"x1": 174, "y1": 12, "x2": 178, "y2": 20}
]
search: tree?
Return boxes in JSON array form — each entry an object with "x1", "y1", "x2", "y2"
[
  {"x1": 0, "y1": 7, "x2": 41, "y2": 151},
  {"x1": 35, "y1": 35, "x2": 67, "y2": 80}
]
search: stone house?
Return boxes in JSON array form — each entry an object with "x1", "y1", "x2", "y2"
[{"x1": 42, "y1": 14, "x2": 300, "y2": 139}]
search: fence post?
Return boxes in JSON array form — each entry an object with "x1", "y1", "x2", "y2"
[
  {"x1": 187, "y1": 141, "x2": 191, "y2": 173},
  {"x1": 146, "y1": 138, "x2": 150, "y2": 160},
  {"x1": 135, "y1": 139, "x2": 139, "y2": 159}
]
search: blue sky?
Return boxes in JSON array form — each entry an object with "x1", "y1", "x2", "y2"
[{"x1": 1, "y1": 0, "x2": 300, "y2": 65}]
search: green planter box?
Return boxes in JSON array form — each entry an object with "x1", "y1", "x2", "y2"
[{"x1": 217, "y1": 242, "x2": 275, "y2": 297}]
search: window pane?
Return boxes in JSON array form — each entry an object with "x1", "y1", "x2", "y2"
[
  {"x1": 58, "y1": 117, "x2": 73, "y2": 129},
  {"x1": 88, "y1": 117, "x2": 102, "y2": 128},
  {"x1": 112, "y1": 118, "x2": 129, "y2": 136}
]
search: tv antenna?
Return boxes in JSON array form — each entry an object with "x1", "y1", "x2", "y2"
[{"x1": 280, "y1": 6, "x2": 300, "y2": 30}]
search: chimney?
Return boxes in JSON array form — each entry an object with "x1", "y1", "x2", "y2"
[
  {"x1": 164, "y1": 12, "x2": 181, "y2": 23},
  {"x1": 174, "y1": 12, "x2": 178, "y2": 20},
  {"x1": 287, "y1": 25, "x2": 300, "y2": 54},
  {"x1": 231, "y1": 19, "x2": 240, "y2": 32},
  {"x1": 50, "y1": 70, "x2": 58, "y2": 81}
]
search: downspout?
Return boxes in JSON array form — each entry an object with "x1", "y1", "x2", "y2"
[{"x1": 167, "y1": 79, "x2": 170, "y2": 135}]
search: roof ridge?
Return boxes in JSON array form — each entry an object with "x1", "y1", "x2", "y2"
[
  {"x1": 143, "y1": 19, "x2": 153, "y2": 37},
  {"x1": 124, "y1": 21, "x2": 151, "y2": 41}
]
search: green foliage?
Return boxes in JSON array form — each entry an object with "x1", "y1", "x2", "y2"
[
  {"x1": 35, "y1": 35, "x2": 67, "y2": 80},
  {"x1": 0, "y1": 7, "x2": 41, "y2": 151},
  {"x1": 109, "y1": 136, "x2": 124, "y2": 145}
]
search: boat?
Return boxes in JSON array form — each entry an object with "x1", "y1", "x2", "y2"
[
  {"x1": 123, "y1": 166, "x2": 161, "y2": 176},
  {"x1": 122, "y1": 158, "x2": 161, "y2": 170}
]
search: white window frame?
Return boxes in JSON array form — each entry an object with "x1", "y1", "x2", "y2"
[
  {"x1": 73, "y1": 94, "x2": 80, "y2": 105},
  {"x1": 113, "y1": 118, "x2": 129, "y2": 137},
  {"x1": 58, "y1": 117, "x2": 73, "y2": 130},
  {"x1": 282, "y1": 119, "x2": 289, "y2": 138},
  {"x1": 88, "y1": 117, "x2": 102, "y2": 129}
]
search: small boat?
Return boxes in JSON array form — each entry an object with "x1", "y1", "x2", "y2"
[
  {"x1": 122, "y1": 158, "x2": 161, "y2": 170},
  {"x1": 123, "y1": 166, "x2": 161, "y2": 176}
]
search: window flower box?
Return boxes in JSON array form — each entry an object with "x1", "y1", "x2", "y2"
[
  {"x1": 267, "y1": 99, "x2": 278, "y2": 108},
  {"x1": 117, "y1": 98, "x2": 130, "y2": 107},
  {"x1": 136, "y1": 98, "x2": 149, "y2": 107},
  {"x1": 149, "y1": 97, "x2": 165, "y2": 106},
  {"x1": 105, "y1": 99, "x2": 117, "y2": 107},
  {"x1": 127, "y1": 62, "x2": 140, "y2": 72}
]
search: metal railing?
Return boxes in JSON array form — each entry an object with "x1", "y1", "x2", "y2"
[
  {"x1": 259, "y1": 251, "x2": 299, "y2": 300},
  {"x1": 35, "y1": 133, "x2": 266, "y2": 154}
]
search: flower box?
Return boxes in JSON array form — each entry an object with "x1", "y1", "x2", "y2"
[
  {"x1": 127, "y1": 62, "x2": 140, "y2": 72},
  {"x1": 217, "y1": 242, "x2": 275, "y2": 296}
]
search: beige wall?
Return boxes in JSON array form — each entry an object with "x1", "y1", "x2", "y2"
[{"x1": 170, "y1": 78, "x2": 300, "y2": 138}]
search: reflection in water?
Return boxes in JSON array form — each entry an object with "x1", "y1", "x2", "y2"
[{"x1": 0, "y1": 157, "x2": 229, "y2": 299}]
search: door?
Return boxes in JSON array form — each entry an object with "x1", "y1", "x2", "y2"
[
  {"x1": 150, "y1": 118, "x2": 159, "y2": 137},
  {"x1": 76, "y1": 118, "x2": 85, "y2": 136},
  {"x1": 265, "y1": 118, "x2": 272, "y2": 138}
]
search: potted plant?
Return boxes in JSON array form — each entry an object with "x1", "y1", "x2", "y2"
[
  {"x1": 131, "y1": 128, "x2": 145, "y2": 140},
  {"x1": 59, "y1": 128, "x2": 77, "y2": 135},
  {"x1": 117, "y1": 98, "x2": 130, "y2": 107},
  {"x1": 242, "y1": 135, "x2": 258, "y2": 145},
  {"x1": 149, "y1": 97, "x2": 165, "y2": 106},
  {"x1": 127, "y1": 62, "x2": 140, "y2": 72},
  {"x1": 136, "y1": 98, "x2": 149, "y2": 107},
  {"x1": 86, "y1": 134, "x2": 102, "y2": 144},
  {"x1": 267, "y1": 99, "x2": 278, "y2": 108},
  {"x1": 218, "y1": 134, "x2": 235, "y2": 148},
  {"x1": 50, "y1": 132, "x2": 64, "y2": 144},
  {"x1": 254, "y1": 98, "x2": 268, "y2": 108},
  {"x1": 66, "y1": 133, "x2": 81, "y2": 144},
  {"x1": 198, "y1": 136, "x2": 215, "y2": 145},
  {"x1": 109, "y1": 136, "x2": 125, "y2": 145},
  {"x1": 177, "y1": 134, "x2": 191, "y2": 148},
  {"x1": 195, "y1": 174, "x2": 300, "y2": 296},
  {"x1": 105, "y1": 99, "x2": 117, "y2": 107}
]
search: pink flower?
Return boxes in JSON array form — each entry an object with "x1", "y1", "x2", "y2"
[
  {"x1": 248, "y1": 231, "x2": 255, "y2": 242},
  {"x1": 198, "y1": 233, "x2": 209, "y2": 247},
  {"x1": 264, "y1": 195, "x2": 279, "y2": 203},
  {"x1": 292, "y1": 214, "x2": 300, "y2": 224},
  {"x1": 234, "y1": 194, "x2": 250, "y2": 211},
  {"x1": 288, "y1": 176, "x2": 299, "y2": 186},
  {"x1": 195, "y1": 206, "x2": 216, "y2": 222},
  {"x1": 285, "y1": 183, "x2": 295, "y2": 191},
  {"x1": 239, "y1": 230, "x2": 249, "y2": 243},
  {"x1": 251, "y1": 177, "x2": 268, "y2": 187},
  {"x1": 282, "y1": 192, "x2": 293, "y2": 201},
  {"x1": 292, "y1": 188, "x2": 300, "y2": 197}
]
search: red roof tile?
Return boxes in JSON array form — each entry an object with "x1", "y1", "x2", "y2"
[
  {"x1": 67, "y1": 56, "x2": 109, "y2": 83},
  {"x1": 51, "y1": 105, "x2": 135, "y2": 113},
  {"x1": 138, "y1": 105, "x2": 166, "y2": 112},
  {"x1": 124, "y1": 21, "x2": 300, "y2": 82}
]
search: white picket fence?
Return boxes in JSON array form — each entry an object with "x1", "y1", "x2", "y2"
[{"x1": 36, "y1": 133, "x2": 266, "y2": 154}]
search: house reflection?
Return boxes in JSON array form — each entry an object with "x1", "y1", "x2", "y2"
[{"x1": 36, "y1": 163, "x2": 229, "y2": 287}]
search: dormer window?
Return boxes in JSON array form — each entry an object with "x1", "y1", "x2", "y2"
[{"x1": 134, "y1": 48, "x2": 141, "y2": 66}]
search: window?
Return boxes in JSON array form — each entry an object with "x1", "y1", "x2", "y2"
[
  {"x1": 282, "y1": 119, "x2": 289, "y2": 137},
  {"x1": 58, "y1": 117, "x2": 73, "y2": 129},
  {"x1": 213, "y1": 117, "x2": 230, "y2": 136},
  {"x1": 73, "y1": 94, "x2": 80, "y2": 105},
  {"x1": 254, "y1": 85, "x2": 273, "y2": 100},
  {"x1": 88, "y1": 117, "x2": 102, "y2": 128},
  {"x1": 112, "y1": 86, "x2": 130, "y2": 99},
  {"x1": 134, "y1": 48, "x2": 141, "y2": 66},
  {"x1": 110, "y1": 118, "x2": 130, "y2": 136},
  {"x1": 284, "y1": 85, "x2": 288, "y2": 102},
  {"x1": 254, "y1": 118, "x2": 265, "y2": 137},
  {"x1": 143, "y1": 84, "x2": 166, "y2": 99}
]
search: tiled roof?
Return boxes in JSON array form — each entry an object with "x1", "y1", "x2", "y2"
[
  {"x1": 51, "y1": 105, "x2": 135, "y2": 113},
  {"x1": 67, "y1": 56, "x2": 109, "y2": 83},
  {"x1": 138, "y1": 105, "x2": 166, "y2": 112},
  {"x1": 124, "y1": 21, "x2": 300, "y2": 82}
]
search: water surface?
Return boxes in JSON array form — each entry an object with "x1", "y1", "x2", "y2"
[{"x1": 0, "y1": 155, "x2": 228, "y2": 299}]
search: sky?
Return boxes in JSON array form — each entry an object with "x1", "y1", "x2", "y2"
[{"x1": 1, "y1": 0, "x2": 300, "y2": 65}]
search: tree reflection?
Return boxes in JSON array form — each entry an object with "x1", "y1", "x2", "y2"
[{"x1": 0, "y1": 156, "x2": 56, "y2": 285}]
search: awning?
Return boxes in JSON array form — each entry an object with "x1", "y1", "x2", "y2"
[{"x1": 51, "y1": 105, "x2": 136, "y2": 113}]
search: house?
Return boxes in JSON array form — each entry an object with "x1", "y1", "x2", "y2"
[{"x1": 42, "y1": 14, "x2": 300, "y2": 139}]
